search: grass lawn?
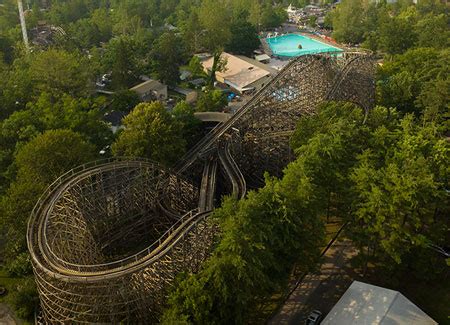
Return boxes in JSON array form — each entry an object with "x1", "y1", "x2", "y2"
[{"x1": 0, "y1": 269, "x2": 24, "y2": 304}]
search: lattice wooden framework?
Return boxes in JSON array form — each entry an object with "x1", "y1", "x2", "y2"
[
  {"x1": 178, "y1": 51, "x2": 376, "y2": 187},
  {"x1": 28, "y1": 51, "x2": 375, "y2": 324},
  {"x1": 28, "y1": 158, "x2": 217, "y2": 323}
]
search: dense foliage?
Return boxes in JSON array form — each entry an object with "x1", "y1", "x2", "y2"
[
  {"x1": 163, "y1": 99, "x2": 449, "y2": 323},
  {"x1": 112, "y1": 102, "x2": 186, "y2": 166},
  {"x1": 1, "y1": 130, "x2": 96, "y2": 272},
  {"x1": 328, "y1": 0, "x2": 449, "y2": 54}
]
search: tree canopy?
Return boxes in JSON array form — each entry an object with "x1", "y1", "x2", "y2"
[
  {"x1": 0, "y1": 129, "x2": 96, "y2": 272},
  {"x1": 112, "y1": 102, "x2": 186, "y2": 166}
]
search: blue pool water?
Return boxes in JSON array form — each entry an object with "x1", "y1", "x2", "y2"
[{"x1": 266, "y1": 34, "x2": 342, "y2": 57}]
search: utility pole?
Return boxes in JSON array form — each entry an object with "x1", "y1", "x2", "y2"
[{"x1": 17, "y1": 0, "x2": 30, "y2": 52}]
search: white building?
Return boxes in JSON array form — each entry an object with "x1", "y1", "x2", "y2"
[{"x1": 322, "y1": 281, "x2": 437, "y2": 325}]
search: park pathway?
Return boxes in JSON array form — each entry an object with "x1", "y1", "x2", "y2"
[
  {"x1": 0, "y1": 303, "x2": 19, "y2": 325},
  {"x1": 268, "y1": 238, "x2": 360, "y2": 325}
]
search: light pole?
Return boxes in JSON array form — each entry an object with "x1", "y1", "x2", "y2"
[{"x1": 17, "y1": 0, "x2": 30, "y2": 52}]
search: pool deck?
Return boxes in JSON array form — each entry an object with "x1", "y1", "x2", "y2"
[
  {"x1": 260, "y1": 38, "x2": 273, "y2": 56},
  {"x1": 297, "y1": 32, "x2": 345, "y2": 51}
]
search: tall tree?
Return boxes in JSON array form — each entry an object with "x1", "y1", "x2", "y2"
[
  {"x1": 0, "y1": 129, "x2": 96, "y2": 270},
  {"x1": 350, "y1": 116, "x2": 449, "y2": 265},
  {"x1": 330, "y1": 0, "x2": 369, "y2": 44},
  {"x1": 198, "y1": 0, "x2": 232, "y2": 85},
  {"x1": 151, "y1": 31, "x2": 186, "y2": 86},
  {"x1": 112, "y1": 102, "x2": 186, "y2": 166},
  {"x1": 172, "y1": 101, "x2": 203, "y2": 149},
  {"x1": 25, "y1": 48, "x2": 94, "y2": 98},
  {"x1": 103, "y1": 36, "x2": 140, "y2": 89},
  {"x1": 226, "y1": 20, "x2": 260, "y2": 56}
]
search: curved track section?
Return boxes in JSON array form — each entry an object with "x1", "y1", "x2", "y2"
[
  {"x1": 218, "y1": 139, "x2": 246, "y2": 200},
  {"x1": 27, "y1": 158, "x2": 218, "y2": 323}
]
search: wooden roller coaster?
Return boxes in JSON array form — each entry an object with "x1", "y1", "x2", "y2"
[{"x1": 28, "y1": 51, "x2": 376, "y2": 323}]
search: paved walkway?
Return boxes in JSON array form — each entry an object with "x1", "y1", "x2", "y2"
[
  {"x1": 0, "y1": 304, "x2": 18, "y2": 325},
  {"x1": 269, "y1": 239, "x2": 359, "y2": 324}
]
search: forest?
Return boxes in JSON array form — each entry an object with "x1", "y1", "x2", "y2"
[{"x1": 0, "y1": 0, "x2": 448, "y2": 323}]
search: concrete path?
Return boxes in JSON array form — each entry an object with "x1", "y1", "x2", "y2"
[
  {"x1": 269, "y1": 239, "x2": 359, "y2": 324},
  {"x1": 0, "y1": 304, "x2": 18, "y2": 325}
]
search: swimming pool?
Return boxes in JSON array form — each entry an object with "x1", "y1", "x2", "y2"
[{"x1": 266, "y1": 34, "x2": 342, "y2": 57}]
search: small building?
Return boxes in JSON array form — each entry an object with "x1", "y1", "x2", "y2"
[
  {"x1": 201, "y1": 52, "x2": 272, "y2": 95},
  {"x1": 129, "y1": 79, "x2": 167, "y2": 102},
  {"x1": 322, "y1": 281, "x2": 437, "y2": 325},
  {"x1": 189, "y1": 78, "x2": 207, "y2": 89},
  {"x1": 255, "y1": 54, "x2": 271, "y2": 64},
  {"x1": 171, "y1": 87, "x2": 198, "y2": 104}
]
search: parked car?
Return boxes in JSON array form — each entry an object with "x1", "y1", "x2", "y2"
[{"x1": 306, "y1": 310, "x2": 322, "y2": 325}]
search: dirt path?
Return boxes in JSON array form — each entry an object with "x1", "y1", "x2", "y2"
[{"x1": 268, "y1": 239, "x2": 360, "y2": 324}]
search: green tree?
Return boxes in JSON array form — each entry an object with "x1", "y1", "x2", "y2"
[
  {"x1": 0, "y1": 34, "x2": 14, "y2": 64},
  {"x1": 180, "y1": 10, "x2": 203, "y2": 54},
  {"x1": 225, "y1": 20, "x2": 260, "y2": 56},
  {"x1": 27, "y1": 48, "x2": 94, "y2": 98},
  {"x1": 0, "y1": 109, "x2": 42, "y2": 192},
  {"x1": 377, "y1": 11, "x2": 417, "y2": 55},
  {"x1": 0, "y1": 130, "x2": 96, "y2": 266},
  {"x1": 9, "y1": 277, "x2": 39, "y2": 320},
  {"x1": 415, "y1": 13, "x2": 450, "y2": 49},
  {"x1": 331, "y1": 0, "x2": 369, "y2": 44},
  {"x1": 248, "y1": 1, "x2": 263, "y2": 30},
  {"x1": 195, "y1": 89, "x2": 228, "y2": 112},
  {"x1": 260, "y1": 2, "x2": 287, "y2": 29},
  {"x1": 109, "y1": 89, "x2": 140, "y2": 113},
  {"x1": 164, "y1": 171, "x2": 324, "y2": 323},
  {"x1": 112, "y1": 102, "x2": 185, "y2": 166},
  {"x1": 188, "y1": 55, "x2": 206, "y2": 78},
  {"x1": 198, "y1": 0, "x2": 232, "y2": 85},
  {"x1": 27, "y1": 92, "x2": 112, "y2": 149},
  {"x1": 103, "y1": 36, "x2": 140, "y2": 89},
  {"x1": 350, "y1": 116, "x2": 449, "y2": 266},
  {"x1": 172, "y1": 101, "x2": 202, "y2": 149},
  {"x1": 151, "y1": 31, "x2": 186, "y2": 86},
  {"x1": 377, "y1": 47, "x2": 448, "y2": 115}
]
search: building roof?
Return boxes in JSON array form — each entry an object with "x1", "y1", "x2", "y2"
[
  {"x1": 322, "y1": 281, "x2": 437, "y2": 325},
  {"x1": 129, "y1": 79, "x2": 166, "y2": 95},
  {"x1": 237, "y1": 55, "x2": 278, "y2": 76},
  {"x1": 172, "y1": 86, "x2": 196, "y2": 96},
  {"x1": 255, "y1": 54, "x2": 271, "y2": 62},
  {"x1": 202, "y1": 52, "x2": 271, "y2": 92}
]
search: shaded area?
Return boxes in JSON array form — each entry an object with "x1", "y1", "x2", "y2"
[{"x1": 269, "y1": 239, "x2": 360, "y2": 324}]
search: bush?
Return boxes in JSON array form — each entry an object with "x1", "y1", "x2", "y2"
[
  {"x1": 5, "y1": 253, "x2": 32, "y2": 277},
  {"x1": 10, "y1": 277, "x2": 39, "y2": 321}
]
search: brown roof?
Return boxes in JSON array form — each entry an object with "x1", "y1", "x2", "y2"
[
  {"x1": 202, "y1": 52, "x2": 270, "y2": 91},
  {"x1": 130, "y1": 79, "x2": 166, "y2": 95}
]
